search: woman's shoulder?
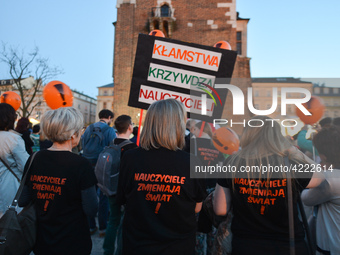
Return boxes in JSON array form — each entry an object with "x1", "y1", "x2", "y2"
[
  {"x1": 122, "y1": 147, "x2": 191, "y2": 161},
  {"x1": 65, "y1": 151, "x2": 91, "y2": 164},
  {"x1": 123, "y1": 146, "x2": 143, "y2": 157},
  {"x1": 2, "y1": 130, "x2": 22, "y2": 138},
  {"x1": 37, "y1": 150, "x2": 88, "y2": 162},
  {"x1": 0, "y1": 130, "x2": 24, "y2": 147}
]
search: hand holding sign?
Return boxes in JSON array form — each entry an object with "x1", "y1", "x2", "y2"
[
  {"x1": 128, "y1": 34, "x2": 237, "y2": 122},
  {"x1": 0, "y1": 91, "x2": 21, "y2": 111},
  {"x1": 43, "y1": 81, "x2": 73, "y2": 109}
]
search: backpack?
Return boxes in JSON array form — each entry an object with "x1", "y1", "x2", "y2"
[
  {"x1": 82, "y1": 123, "x2": 110, "y2": 164},
  {"x1": 94, "y1": 139, "x2": 132, "y2": 196}
]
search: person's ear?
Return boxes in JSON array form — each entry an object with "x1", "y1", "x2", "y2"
[{"x1": 71, "y1": 131, "x2": 80, "y2": 140}]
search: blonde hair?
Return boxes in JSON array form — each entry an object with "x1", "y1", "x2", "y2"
[
  {"x1": 41, "y1": 107, "x2": 84, "y2": 143},
  {"x1": 230, "y1": 116, "x2": 306, "y2": 179},
  {"x1": 140, "y1": 99, "x2": 186, "y2": 150}
]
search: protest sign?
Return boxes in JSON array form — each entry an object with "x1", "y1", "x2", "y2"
[{"x1": 128, "y1": 33, "x2": 237, "y2": 121}]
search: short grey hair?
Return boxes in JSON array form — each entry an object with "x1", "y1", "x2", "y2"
[{"x1": 41, "y1": 107, "x2": 84, "y2": 143}]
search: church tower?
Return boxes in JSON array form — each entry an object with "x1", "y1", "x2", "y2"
[{"x1": 113, "y1": 0, "x2": 251, "y2": 133}]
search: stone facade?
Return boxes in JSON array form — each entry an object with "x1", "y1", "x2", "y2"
[{"x1": 96, "y1": 83, "x2": 115, "y2": 122}]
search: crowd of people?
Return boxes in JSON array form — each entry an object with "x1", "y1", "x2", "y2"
[{"x1": 0, "y1": 99, "x2": 339, "y2": 255}]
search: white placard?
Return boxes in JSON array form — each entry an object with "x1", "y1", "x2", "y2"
[
  {"x1": 147, "y1": 63, "x2": 216, "y2": 92},
  {"x1": 152, "y1": 40, "x2": 222, "y2": 71},
  {"x1": 139, "y1": 85, "x2": 215, "y2": 116}
]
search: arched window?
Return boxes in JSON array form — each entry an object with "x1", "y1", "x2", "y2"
[
  {"x1": 103, "y1": 102, "x2": 107, "y2": 109},
  {"x1": 161, "y1": 4, "x2": 170, "y2": 17}
]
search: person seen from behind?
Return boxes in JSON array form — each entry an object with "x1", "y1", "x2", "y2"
[
  {"x1": 81, "y1": 109, "x2": 117, "y2": 236},
  {"x1": 117, "y1": 99, "x2": 206, "y2": 255},
  {"x1": 301, "y1": 125, "x2": 340, "y2": 254},
  {"x1": 191, "y1": 121, "x2": 224, "y2": 255},
  {"x1": 18, "y1": 107, "x2": 98, "y2": 255},
  {"x1": 15, "y1": 117, "x2": 34, "y2": 155},
  {"x1": 30, "y1": 124, "x2": 41, "y2": 152},
  {"x1": 214, "y1": 116, "x2": 324, "y2": 255},
  {"x1": 0, "y1": 103, "x2": 29, "y2": 218},
  {"x1": 103, "y1": 114, "x2": 138, "y2": 255}
]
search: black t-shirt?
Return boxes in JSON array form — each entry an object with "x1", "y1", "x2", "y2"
[
  {"x1": 217, "y1": 155, "x2": 311, "y2": 252},
  {"x1": 24, "y1": 150, "x2": 97, "y2": 255},
  {"x1": 117, "y1": 147, "x2": 206, "y2": 255},
  {"x1": 191, "y1": 137, "x2": 224, "y2": 188}
]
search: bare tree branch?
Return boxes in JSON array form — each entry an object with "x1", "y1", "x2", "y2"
[
  {"x1": 27, "y1": 100, "x2": 43, "y2": 117},
  {"x1": 1, "y1": 43, "x2": 63, "y2": 117}
]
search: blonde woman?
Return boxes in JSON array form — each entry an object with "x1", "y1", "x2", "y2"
[
  {"x1": 213, "y1": 116, "x2": 324, "y2": 255},
  {"x1": 117, "y1": 99, "x2": 205, "y2": 255},
  {"x1": 19, "y1": 107, "x2": 98, "y2": 255}
]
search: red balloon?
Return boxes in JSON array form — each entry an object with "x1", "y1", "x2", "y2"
[
  {"x1": 214, "y1": 41, "x2": 232, "y2": 50},
  {"x1": 296, "y1": 96, "x2": 325, "y2": 125},
  {"x1": 149, "y1": 30, "x2": 165, "y2": 37},
  {"x1": 43, "y1": 81, "x2": 73, "y2": 110},
  {"x1": 0, "y1": 91, "x2": 21, "y2": 111},
  {"x1": 212, "y1": 127, "x2": 239, "y2": 155}
]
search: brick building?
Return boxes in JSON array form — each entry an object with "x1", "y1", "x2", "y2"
[
  {"x1": 113, "y1": 0, "x2": 252, "y2": 133},
  {"x1": 96, "y1": 83, "x2": 115, "y2": 121}
]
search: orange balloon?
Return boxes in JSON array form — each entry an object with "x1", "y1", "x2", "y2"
[
  {"x1": 296, "y1": 96, "x2": 325, "y2": 125},
  {"x1": 43, "y1": 80, "x2": 73, "y2": 110},
  {"x1": 0, "y1": 91, "x2": 21, "y2": 111},
  {"x1": 214, "y1": 41, "x2": 232, "y2": 50},
  {"x1": 212, "y1": 127, "x2": 239, "y2": 155},
  {"x1": 149, "y1": 30, "x2": 165, "y2": 37}
]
